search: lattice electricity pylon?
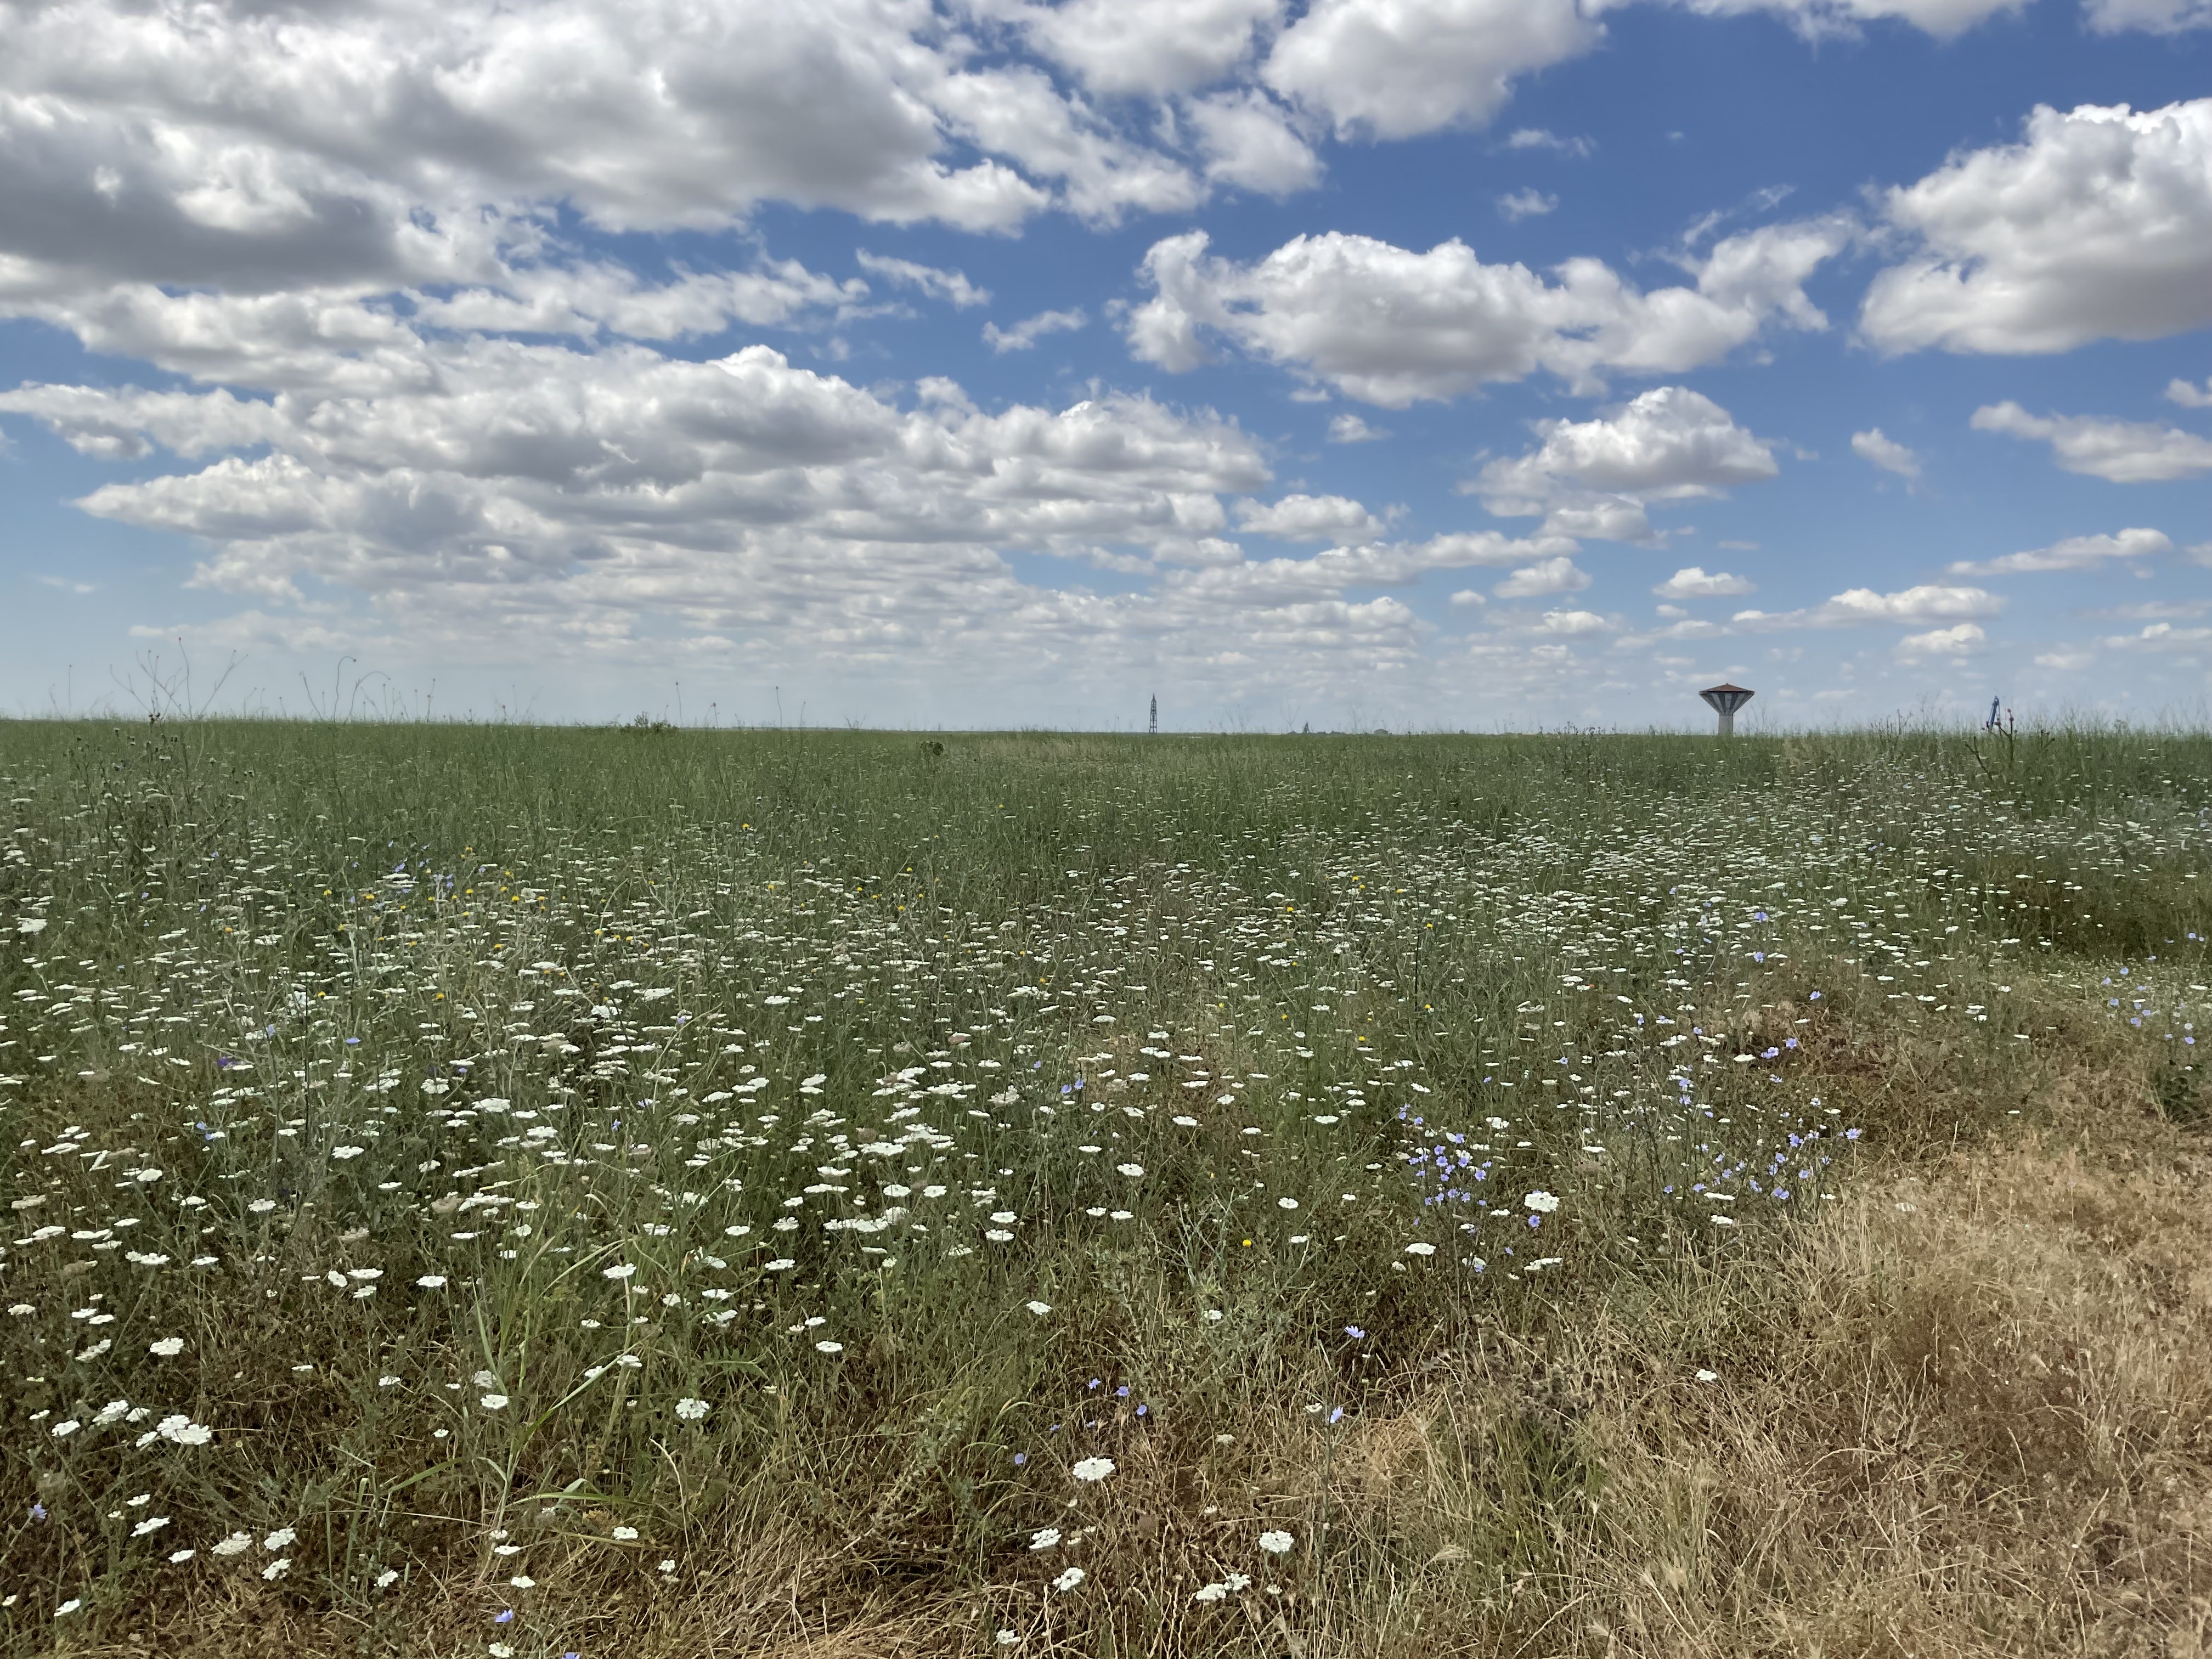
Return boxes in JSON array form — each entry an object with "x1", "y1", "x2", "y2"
[{"x1": 1699, "y1": 682, "x2": 1754, "y2": 736}]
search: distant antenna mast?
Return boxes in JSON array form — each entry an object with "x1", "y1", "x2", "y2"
[
  {"x1": 1699, "y1": 681, "x2": 1754, "y2": 737},
  {"x1": 1149, "y1": 694, "x2": 1158, "y2": 735}
]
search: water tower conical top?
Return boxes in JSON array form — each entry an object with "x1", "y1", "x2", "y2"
[{"x1": 1699, "y1": 682, "x2": 1754, "y2": 736}]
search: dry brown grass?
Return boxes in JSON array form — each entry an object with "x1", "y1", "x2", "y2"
[
  {"x1": 1392, "y1": 1028, "x2": 2211, "y2": 1659},
  {"x1": 1562, "y1": 1088, "x2": 2212, "y2": 1658}
]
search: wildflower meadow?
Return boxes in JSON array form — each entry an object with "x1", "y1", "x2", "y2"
[{"x1": 3, "y1": 721, "x2": 2208, "y2": 1656}]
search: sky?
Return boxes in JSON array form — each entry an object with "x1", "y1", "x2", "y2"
[{"x1": 0, "y1": 0, "x2": 2208, "y2": 731}]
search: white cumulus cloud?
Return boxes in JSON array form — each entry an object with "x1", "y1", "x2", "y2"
[
  {"x1": 855, "y1": 253, "x2": 992, "y2": 309},
  {"x1": 0, "y1": 298, "x2": 1655, "y2": 714},
  {"x1": 1493, "y1": 554, "x2": 1589, "y2": 597},
  {"x1": 1529, "y1": 607, "x2": 1609, "y2": 635},
  {"x1": 1946, "y1": 527, "x2": 2173, "y2": 575},
  {"x1": 1002, "y1": 0, "x2": 1284, "y2": 97},
  {"x1": 1850, "y1": 427, "x2": 1923, "y2": 480},
  {"x1": 1261, "y1": 0, "x2": 1601, "y2": 141},
  {"x1": 1126, "y1": 221, "x2": 1850, "y2": 404},
  {"x1": 1655, "y1": 566, "x2": 1754, "y2": 598},
  {"x1": 1897, "y1": 622, "x2": 1987, "y2": 657},
  {"x1": 1234, "y1": 493, "x2": 1387, "y2": 540},
  {"x1": 1182, "y1": 91, "x2": 1323, "y2": 195},
  {"x1": 1970, "y1": 402, "x2": 2212, "y2": 482},
  {"x1": 1734, "y1": 584, "x2": 2002, "y2": 628},
  {"x1": 0, "y1": 0, "x2": 1066, "y2": 301},
  {"x1": 1862, "y1": 99, "x2": 2212, "y2": 355},
  {"x1": 1639, "y1": 0, "x2": 2029, "y2": 38},
  {"x1": 983, "y1": 308, "x2": 1090, "y2": 352},
  {"x1": 2083, "y1": 0, "x2": 2212, "y2": 31},
  {"x1": 1472, "y1": 386, "x2": 1778, "y2": 540},
  {"x1": 1504, "y1": 128, "x2": 1594, "y2": 156},
  {"x1": 1644, "y1": 0, "x2": 2209, "y2": 47},
  {"x1": 1326, "y1": 413, "x2": 1389, "y2": 443},
  {"x1": 1163, "y1": 529, "x2": 1572, "y2": 608},
  {"x1": 2104, "y1": 619, "x2": 2212, "y2": 650},
  {"x1": 0, "y1": 329, "x2": 1279, "y2": 635},
  {"x1": 408, "y1": 261, "x2": 873, "y2": 341}
]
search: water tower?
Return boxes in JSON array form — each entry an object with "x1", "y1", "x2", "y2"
[{"x1": 1699, "y1": 682, "x2": 1754, "y2": 737}]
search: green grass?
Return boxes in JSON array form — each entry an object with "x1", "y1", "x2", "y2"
[{"x1": 1, "y1": 721, "x2": 2207, "y2": 1656}]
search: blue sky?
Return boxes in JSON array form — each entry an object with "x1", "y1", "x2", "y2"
[{"x1": 0, "y1": 0, "x2": 2208, "y2": 730}]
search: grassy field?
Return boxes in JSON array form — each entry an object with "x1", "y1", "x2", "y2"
[{"x1": 2, "y1": 721, "x2": 2210, "y2": 1657}]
